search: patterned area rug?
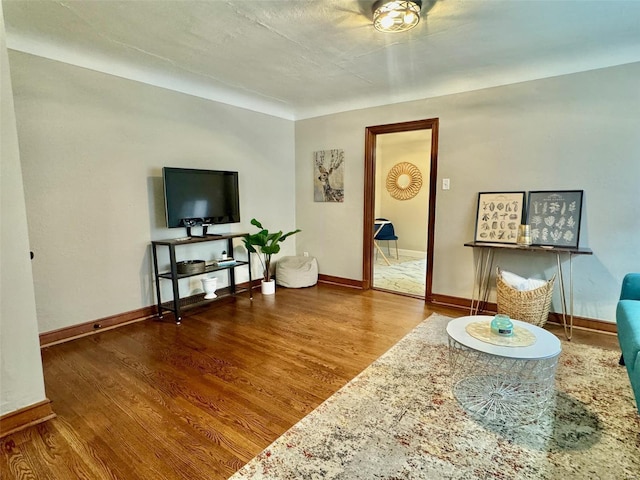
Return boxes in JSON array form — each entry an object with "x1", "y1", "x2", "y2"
[
  {"x1": 373, "y1": 255, "x2": 426, "y2": 296},
  {"x1": 230, "y1": 314, "x2": 640, "y2": 479}
]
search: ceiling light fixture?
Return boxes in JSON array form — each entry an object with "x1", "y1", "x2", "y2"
[{"x1": 372, "y1": 0, "x2": 422, "y2": 33}]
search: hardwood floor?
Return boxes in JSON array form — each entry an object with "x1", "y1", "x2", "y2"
[{"x1": 0, "y1": 284, "x2": 619, "y2": 480}]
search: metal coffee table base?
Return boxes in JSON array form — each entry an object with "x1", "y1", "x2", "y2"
[{"x1": 449, "y1": 336, "x2": 559, "y2": 425}]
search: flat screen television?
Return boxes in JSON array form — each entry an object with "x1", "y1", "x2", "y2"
[{"x1": 163, "y1": 167, "x2": 240, "y2": 232}]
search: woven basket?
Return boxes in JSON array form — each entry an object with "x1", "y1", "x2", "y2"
[{"x1": 496, "y1": 267, "x2": 555, "y2": 327}]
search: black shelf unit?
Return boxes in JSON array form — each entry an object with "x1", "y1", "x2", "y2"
[{"x1": 151, "y1": 233, "x2": 252, "y2": 323}]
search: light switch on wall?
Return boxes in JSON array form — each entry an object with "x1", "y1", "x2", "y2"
[{"x1": 442, "y1": 178, "x2": 450, "y2": 190}]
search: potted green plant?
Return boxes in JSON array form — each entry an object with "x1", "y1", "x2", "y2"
[{"x1": 242, "y1": 218, "x2": 301, "y2": 295}]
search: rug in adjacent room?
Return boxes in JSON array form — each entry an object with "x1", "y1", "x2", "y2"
[
  {"x1": 230, "y1": 314, "x2": 640, "y2": 479},
  {"x1": 373, "y1": 255, "x2": 426, "y2": 296}
]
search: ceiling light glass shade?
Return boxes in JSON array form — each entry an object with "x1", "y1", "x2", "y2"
[{"x1": 372, "y1": 0, "x2": 422, "y2": 33}]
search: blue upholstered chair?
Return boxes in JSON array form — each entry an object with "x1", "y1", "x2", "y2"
[
  {"x1": 374, "y1": 218, "x2": 399, "y2": 259},
  {"x1": 616, "y1": 273, "x2": 640, "y2": 413}
]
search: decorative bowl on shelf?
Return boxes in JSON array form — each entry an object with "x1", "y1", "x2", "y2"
[{"x1": 176, "y1": 260, "x2": 205, "y2": 274}]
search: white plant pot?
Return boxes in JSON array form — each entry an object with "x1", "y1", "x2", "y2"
[
  {"x1": 201, "y1": 276, "x2": 218, "y2": 299},
  {"x1": 261, "y1": 279, "x2": 276, "y2": 295}
]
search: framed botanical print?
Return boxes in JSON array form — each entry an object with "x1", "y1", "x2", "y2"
[
  {"x1": 474, "y1": 191, "x2": 525, "y2": 244},
  {"x1": 526, "y1": 190, "x2": 583, "y2": 248}
]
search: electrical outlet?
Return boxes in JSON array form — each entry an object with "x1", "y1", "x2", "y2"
[
  {"x1": 303, "y1": 251, "x2": 309, "y2": 257},
  {"x1": 442, "y1": 178, "x2": 450, "y2": 190}
]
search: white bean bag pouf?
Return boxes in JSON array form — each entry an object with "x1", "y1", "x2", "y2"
[{"x1": 276, "y1": 256, "x2": 318, "y2": 288}]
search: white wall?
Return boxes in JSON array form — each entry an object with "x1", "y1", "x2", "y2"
[
  {"x1": 0, "y1": 5, "x2": 47, "y2": 415},
  {"x1": 9, "y1": 51, "x2": 296, "y2": 333},
  {"x1": 296, "y1": 62, "x2": 640, "y2": 322}
]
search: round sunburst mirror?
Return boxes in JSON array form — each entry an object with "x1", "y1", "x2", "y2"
[{"x1": 386, "y1": 162, "x2": 423, "y2": 200}]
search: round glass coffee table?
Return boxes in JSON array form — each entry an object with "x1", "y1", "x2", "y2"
[{"x1": 446, "y1": 315, "x2": 561, "y2": 425}]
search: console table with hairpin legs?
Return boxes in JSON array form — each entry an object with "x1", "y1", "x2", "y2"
[{"x1": 464, "y1": 242, "x2": 593, "y2": 340}]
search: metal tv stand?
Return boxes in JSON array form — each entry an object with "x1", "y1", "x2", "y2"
[{"x1": 151, "y1": 233, "x2": 252, "y2": 324}]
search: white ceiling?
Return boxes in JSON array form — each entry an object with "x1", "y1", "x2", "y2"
[{"x1": 4, "y1": 0, "x2": 640, "y2": 120}]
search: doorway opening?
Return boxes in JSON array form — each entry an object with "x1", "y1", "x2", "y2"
[{"x1": 362, "y1": 118, "x2": 439, "y2": 301}]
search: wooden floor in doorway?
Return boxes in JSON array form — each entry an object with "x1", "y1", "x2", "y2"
[{"x1": 0, "y1": 284, "x2": 618, "y2": 480}]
